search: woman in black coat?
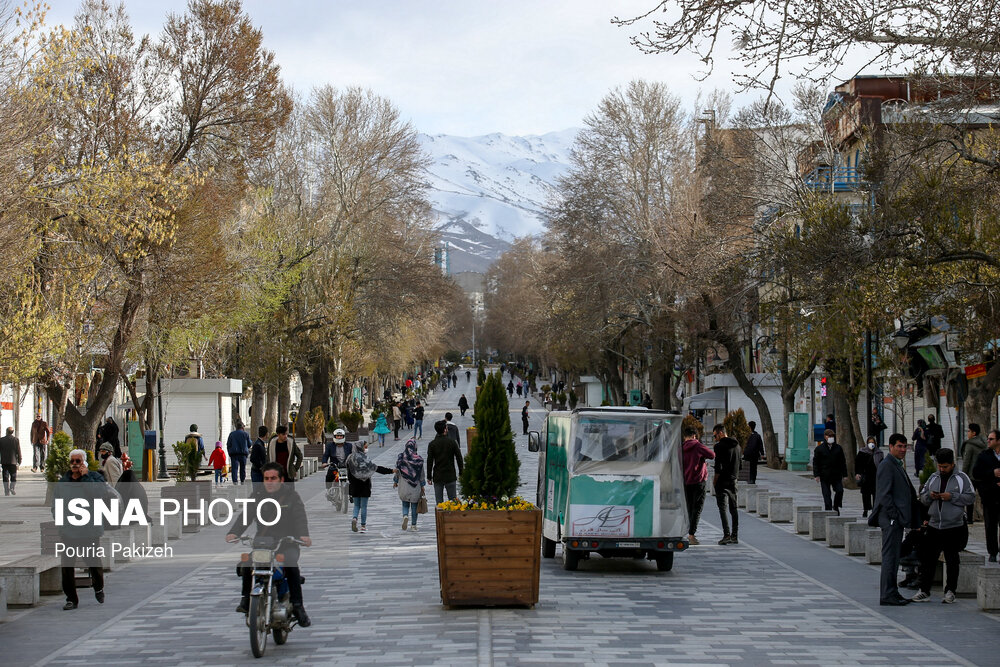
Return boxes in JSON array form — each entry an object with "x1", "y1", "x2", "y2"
[{"x1": 854, "y1": 436, "x2": 882, "y2": 517}]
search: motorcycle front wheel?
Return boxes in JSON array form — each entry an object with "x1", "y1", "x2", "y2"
[
  {"x1": 248, "y1": 593, "x2": 269, "y2": 658},
  {"x1": 273, "y1": 627, "x2": 288, "y2": 645}
]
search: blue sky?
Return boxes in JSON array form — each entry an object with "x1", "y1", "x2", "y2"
[{"x1": 42, "y1": 1, "x2": 770, "y2": 136}]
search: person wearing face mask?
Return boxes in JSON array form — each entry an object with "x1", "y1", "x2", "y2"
[
  {"x1": 98, "y1": 443, "x2": 123, "y2": 485},
  {"x1": 346, "y1": 440, "x2": 394, "y2": 533},
  {"x1": 813, "y1": 429, "x2": 847, "y2": 514},
  {"x1": 855, "y1": 437, "x2": 881, "y2": 517}
]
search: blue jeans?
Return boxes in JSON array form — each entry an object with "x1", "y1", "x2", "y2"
[
  {"x1": 401, "y1": 500, "x2": 418, "y2": 524},
  {"x1": 414, "y1": 420, "x2": 423, "y2": 438},
  {"x1": 231, "y1": 455, "x2": 247, "y2": 483},
  {"x1": 214, "y1": 469, "x2": 223, "y2": 484},
  {"x1": 352, "y1": 496, "x2": 369, "y2": 525},
  {"x1": 377, "y1": 433, "x2": 386, "y2": 447}
]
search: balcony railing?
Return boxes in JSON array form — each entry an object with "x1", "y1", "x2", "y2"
[{"x1": 803, "y1": 166, "x2": 863, "y2": 192}]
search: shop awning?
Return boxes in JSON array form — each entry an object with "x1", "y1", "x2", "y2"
[{"x1": 686, "y1": 388, "x2": 726, "y2": 410}]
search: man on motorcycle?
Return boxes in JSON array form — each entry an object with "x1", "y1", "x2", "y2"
[{"x1": 226, "y1": 462, "x2": 312, "y2": 627}]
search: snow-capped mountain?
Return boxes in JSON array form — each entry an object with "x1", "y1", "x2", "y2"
[{"x1": 420, "y1": 129, "x2": 578, "y2": 273}]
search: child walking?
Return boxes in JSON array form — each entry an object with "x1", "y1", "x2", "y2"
[
  {"x1": 346, "y1": 441, "x2": 394, "y2": 533},
  {"x1": 373, "y1": 413, "x2": 391, "y2": 447},
  {"x1": 208, "y1": 441, "x2": 227, "y2": 485}
]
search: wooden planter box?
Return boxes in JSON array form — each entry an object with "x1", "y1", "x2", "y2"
[{"x1": 435, "y1": 508, "x2": 541, "y2": 607}]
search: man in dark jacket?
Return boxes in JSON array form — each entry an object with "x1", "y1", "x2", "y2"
[
  {"x1": 813, "y1": 429, "x2": 848, "y2": 514},
  {"x1": 30, "y1": 413, "x2": 49, "y2": 472},
  {"x1": 101, "y1": 417, "x2": 121, "y2": 457},
  {"x1": 226, "y1": 421, "x2": 252, "y2": 485},
  {"x1": 925, "y1": 414, "x2": 945, "y2": 456},
  {"x1": 876, "y1": 433, "x2": 917, "y2": 605},
  {"x1": 444, "y1": 412, "x2": 461, "y2": 450},
  {"x1": 972, "y1": 429, "x2": 1000, "y2": 562},
  {"x1": 53, "y1": 448, "x2": 118, "y2": 609},
  {"x1": 249, "y1": 425, "x2": 269, "y2": 483},
  {"x1": 743, "y1": 421, "x2": 764, "y2": 484},
  {"x1": 226, "y1": 461, "x2": 312, "y2": 626},
  {"x1": 427, "y1": 420, "x2": 464, "y2": 504},
  {"x1": 1, "y1": 426, "x2": 21, "y2": 495},
  {"x1": 712, "y1": 424, "x2": 741, "y2": 545}
]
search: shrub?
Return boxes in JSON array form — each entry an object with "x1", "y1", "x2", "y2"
[
  {"x1": 540, "y1": 384, "x2": 551, "y2": 394},
  {"x1": 568, "y1": 389, "x2": 579, "y2": 410},
  {"x1": 304, "y1": 406, "x2": 326, "y2": 444},
  {"x1": 339, "y1": 410, "x2": 363, "y2": 432},
  {"x1": 477, "y1": 361, "x2": 486, "y2": 386},
  {"x1": 919, "y1": 451, "x2": 936, "y2": 487},
  {"x1": 171, "y1": 440, "x2": 200, "y2": 481},
  {"x1": 723, "y1": 408, "x2": 751, "y2": 449},
  {"x1": 682, "y1": 414, "x2": 704, "y2": 439},
  {"x1": 461, "y1": 372, "x2": 520, "y2": 499},
  {"x1": 45, "y1": 431, "x2": 73, "y2": 483}
]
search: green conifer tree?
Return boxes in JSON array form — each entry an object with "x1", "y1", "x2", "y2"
[{"x1": 461, "y1": 371, "x2": 520, "y2": 498}]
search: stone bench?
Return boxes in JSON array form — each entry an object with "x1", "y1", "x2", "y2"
[
  {"x1": 809, "y1": 511, "x2": 838, "y2": 540},
  {"x1": 756, "y1": 493, "x2": 781, "y2": 517},
  {"x1": 737, "y1": 483, "x2": 756, "y2": 508},
  {"x1": 824, "y1": 516, "x2": 856, "y2": 548},
  {"x1": 865, "y1": 528, "x2": 882, "y2": 564},
  {"x1": 978, "y1": 565, "x2": 1000, "y2": 611},
  {"x1": 846, "y1": 522, "x2": 869, "y2": 556},
  {"x1": 105, "y1": 526, "x2": 137, "y2": 563},
  {"x1": 794, "y1": 506, "x2": 823, "y2": 534},
  {"x1": 767, "y1": 497, "x2": 793, "y2": 523},
  {"x1": 746, "y1": 488, "x2": 770, "y2": 513},
  {"x1": 0, "y1": 555, "x2": 62, "y2": 606}
]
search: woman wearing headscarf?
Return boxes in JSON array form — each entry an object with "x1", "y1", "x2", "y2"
[
  {"x1": 913, "y1": 419, "x2": 928, "y2": 477},
  {"x1": 394, "y1": 439, "x2": 426, "y2": 531},
  {"x1": 346, "y1": 441, "x2": 394, "y2": 533}
]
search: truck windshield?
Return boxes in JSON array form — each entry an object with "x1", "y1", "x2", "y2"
[{"x1": 569, "y1": 417, "x2": 668, "y2": 466}]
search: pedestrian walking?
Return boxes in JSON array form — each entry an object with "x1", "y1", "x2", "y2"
[
  {"x1": 394, "y1": 439, "x2": 426, "y2": 531},
  {"x1": 404, "y1": 402, "x2": 414, "y2": 430},
  {"x1": 97, "y1": 443, "x2": 123, "y2": 485},
  {"x1": 681, "y1": 426, "x2": 715, "y2": 545},
  {"x1": 458, "y1": 393, "x2": 470, "y2": 417},
  {"x1": 101, "y1": 416, "x2": 121, "y2": 458},
  {"x1": 54, "y1": 449, "x2": 115, "y2": 609},
  {"x1": 972, "y1": 429, "x2": 1000, "y2": 562},
  {"x1": 910, "y1": 449, "x2": 974, "y2": 604},
  {"x1": 413, "y1": 401, "x2": 424, "y2": 439},
  {"x1": 250, "y1": 426, "x2": 268, "y2": 484},
  {"x1": 209, "y1": 442, "x2": 227, "y2": 485},
  {"x1": 346, "y1": 441, "x2": 394, "y2": 532},
  {"x1": 521, "y1": 401, "x2": 530, "y2": 435},
  {"x1": 925, "y1": 414, "x2": 944, "y2": 456},
  {"x1": 961, "y1": 423, "x2": 987, "y2": 524},
  {"x1": 912, "y1": 419, "x2": 928, "y2": 477},
  {"x1": 226, "y1": 421, "x2": 251, "y2": 484},
  {"x1": 813, "y1": 429, "x2": 847, "y2": 514},
  {"x1": 743, "y1": 421, "x2": 764, "y2": 484},
  {"x1": 868, "y1": 407, "x2": 887, "y2": 446},
  {"x1": 875, "y1": 432, "x2": 917, "y2": 605},
  {"x1": 267, "y1": 425, "x2": 303, "y2": 480},
  {"x1": 712, "y1": 424, "x2": 741, "y2": 545},
  {"x1": 824, "y1": 413, "x2": 836, "y2": 436},
  {"x1": 373, "y1": 412, "x2": 391, "y2": 447},
  {"x1": 855, "y1": 436, "x2": 882, "y2": 517},
  {"x1": 427, "y1": 420, "x2": 464, "y2": 504},
  {"x1": 30, "y1": 412, "x2": 49, "y2": 472},
  {"x1": 1, "y1": 426, "x2": 21, "y2": 495},
  {"x1": 516, "y1": 381, "x2": 522, "y2": 397},
  {"x1": 185, "y1": 424, "x2": 206, "y2": 462},
  {"x1": 507, "y1": 380, "x2": 514, "y2": 397},
  {"x1": 392, "y1": 402, "x2": 402, "y2": 441},
  {"x1": 466, "y1": 370, "x2": 471, "y2": 383},
  {"x1": 444, "y1": 412, "x2": 461, "y2": 450}
]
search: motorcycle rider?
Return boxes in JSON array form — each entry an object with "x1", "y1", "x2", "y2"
[{"x1": 226, "y1": 462, "x2": 312, "y2": 627}]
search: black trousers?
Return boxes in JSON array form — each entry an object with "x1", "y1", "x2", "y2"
[
  {"x1": 62, "y1": 565, "x2": 104, "y2": 604},
  {"x1": 821, "y1": 478, "x2": 844, "y2": 511},
  {"x1": 1, "y1": 463, "x2": 17, "y2": 493},
  {"x1": 984, "y1": 501, "x2": 1000, "y2": 558},
  {"x1": 522, "y1": 418, "x2": 529, "y2": 435},
  {"x1": 393, "y1": 420, "x2": 401, "y2": 438},
  {"x1": 684, "y1": 482, "x2": 707, "y2": 535},
  {"x1": 241, "y1": 566, "x2": 303, "y2": 605},
  {"x1": 861, "y1": 488, "x2": 875, "y2": 512},
  {"x1": 715, "y1": 481, "x2": 738, "y2": 537},
  {"x1": 918, "y1": 524, "x2": 968, "y2": 594},
  {"x1": 745, "y1": 459, "x2": 758, "y2": 484}
]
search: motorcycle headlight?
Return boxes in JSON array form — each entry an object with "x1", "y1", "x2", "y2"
[{"x1": 251, "y1": 549, "x2": 272, "y2": 565}]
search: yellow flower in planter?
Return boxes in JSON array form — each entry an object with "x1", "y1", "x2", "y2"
[{"x1": 435, "y1": 495, "x2": 537, "y2": 511}]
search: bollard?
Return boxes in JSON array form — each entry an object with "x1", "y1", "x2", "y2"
[
  {"x1": 954, "y1": 551, "x2": 985, "y2": 598},
  {"x1": 846, "y1": 522, "x2": 869, "y2": 556},
  {"x1": 794, "y1": 506, "x2": 823, "y2": 534},
  {"x1": 746, "y1": 488, "x2": 770, "y2": 513},
  {"x1": 824, "y1": 516, "x2": 854, "y2": 548},
  {"x1": 865, "y1": 528, "x2": 883, "y2": 564},
  {"x1": 977, "y1": 565, "x2": 1000, "y2": 611},
  {"x1": 809, "y1": 511, "x2": 838, "y2": 540},
  {"x1": 767, "y1": 497, "x2": 793, "y2": 523},
  {"x1": 737, "y1": 483, "x2": 756, "y2": 508},
  {"x1": 165, "y1": 512, "x2": 182, "y2": 540},
  {"x1": 757, "y1": 493, "x2": 780, "y2": 517}
]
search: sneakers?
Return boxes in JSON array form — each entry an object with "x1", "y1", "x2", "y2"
[
  {"x1": 95, "y1": 589, "x2": 104, "y2": 604},
  {"x1": 351, "y1": 518, "x2": 358, "y2": 532},
  {"x1": 292, "y1": 603, "x2": 311, "y2": 627},
  {"x1": 360, "y1": 525, "x2": 367, "y2": 533},
  {"x1": 402, "y1": 516, "x2": 409, "y2": 531},
  {"x1": 63, "y1": 601, "x2": 77, "y2": 610},
  {"x1": 718, "y1": 535, "x2": 732, "y2": 545},
  {"x1": 942, "y1": 590, "x2": 956, "y2": 604},
  {"x1": 236, "y1": 597, "x2": 249, "y2": 613},
  {"x1": 911, "y1": 591, "x2": 931, "y2": 602},
  {"x1": 410, "y1": 525, "x2": 418, "y2": 532},
  {"x1": 990, "y1": 554, "x2": 998, "y2": 563},
  {"x1": 688, "y1": 535, "x2": 700, "y2": 545}
]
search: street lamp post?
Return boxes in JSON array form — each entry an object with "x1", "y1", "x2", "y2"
[{"x1": 156, "y1": 376, "x2": 168, "y2": 479}]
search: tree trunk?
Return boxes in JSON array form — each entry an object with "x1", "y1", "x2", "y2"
[
  {"x1": 650, "y1": 366, "x2": 667, "y2": 411},
  {"x1": 726, "y1": 348, "x2": 780, "y2": 467},
  {"x1": 264, "y1": 384, "x2": 278, "y2": 434},
  {"x1": 310, "y1": 360, "x2": 330, "y2": 415},
  {"x1": 295, "y1": 366, "x2": 314, "y2": 438},
  {"x1": 250, "y1": 382, "x2": 265, "y2": 436},
  {"x1": 601, "y1": 349, "x2": 625, "y2": 404}
]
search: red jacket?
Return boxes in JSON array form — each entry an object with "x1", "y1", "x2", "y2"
[
  {"x1": 208, "y1": 448, "x2": 227, "y2": 470},
  {"x1": 682, "y1": 438, "x2": 715, "y2": 485}
]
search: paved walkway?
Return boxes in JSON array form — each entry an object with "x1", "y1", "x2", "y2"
[{"x1": 2, "y1": 373, "x2": 999, "y2": 665}]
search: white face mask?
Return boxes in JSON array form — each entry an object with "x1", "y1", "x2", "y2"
[
  {"x1": 826, "y1": 437, "x2": 835, "y2": 444},
  {"x1": 867, "y1": 442, "x2": 875, "y2": 449}
]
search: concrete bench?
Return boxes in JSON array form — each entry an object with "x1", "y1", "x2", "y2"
[
  {"x1": 978, "y1": 565, "x2": 1000, "y2": 611},
  {"x1": 756, "y1": 493, "x2": 781, "y2": 517},
  {"x1": 865, "y1": 528, "x2": 882, "y2": 564},
  {"x1": 846, "y1": 522, "x2": 869, "y2": 556},
  {"x1": 746, "y1": 488, "x2": 770, "y2": 513},
  {"x1": 767, "y1": 496, "x2": 793, "y2": 523},
  {"x1": 737, "y1": 483, "x2": 756, "y2": 508},
  {"x1": 809, "y1": 511, "x2": 838, "y2": 540},
  {"x1": 0, "y1": 555, "x2": 62, "y2": 606},
  {"x1": 824, "y1": 516, "x2": 855, "y2": 548},
  {"x1": 794, "y1": 506, "x2": 822, "y2": 534}
]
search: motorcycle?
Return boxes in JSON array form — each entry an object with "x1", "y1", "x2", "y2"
[{"x1": 235, "y1": 535, "x2": 307, "y2": 658}]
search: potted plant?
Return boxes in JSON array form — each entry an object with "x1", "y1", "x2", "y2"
[
  {"x1": 434, "y1": 371, "x2": 541, "y2": 607},
  {"x1": 339, "y1": 409, "x2": 363, "y2": 433},
  {"x1": 568, "y1": 389, "x2": 579, "y2": 410}
]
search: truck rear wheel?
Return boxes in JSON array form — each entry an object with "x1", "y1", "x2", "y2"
[
  {"x1": 654, "y1": 552, "x2": 674, "y2": 572},
  {"x1": 562, "y1": 546, "x2": 580, "y2": 571},
  {"x1": 542, "y1": 537, "x2": 556, "y2": 558}
]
